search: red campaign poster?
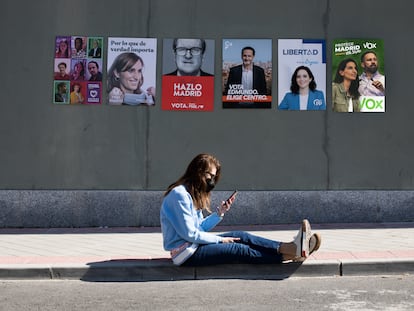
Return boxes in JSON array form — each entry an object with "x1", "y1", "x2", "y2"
[
  {"x1": 161, "y1": 76, "x2": 214, "y2": 111},
  {"x1": 161, "y1": 38, "x2": 215, "y2": 111}
]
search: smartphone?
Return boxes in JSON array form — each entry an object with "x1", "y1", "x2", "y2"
[{"x1": 225, "y1": 190, "x2": 238, "y2": 203}]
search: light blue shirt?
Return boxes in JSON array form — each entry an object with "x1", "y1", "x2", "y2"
[{"x1": 160, "y1": 185, "x2": 223, "y2": 251}]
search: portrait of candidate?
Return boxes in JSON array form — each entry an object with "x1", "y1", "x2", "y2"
[
  {"x1": 70, "y1": 82, "x2": 85, "y2": 104},
  {"x1": 54, "y1": 60, "x2": 71, "y2": 80},
  {"x1": 55, "y1": 36, "x2": 70, "y2": 58},
  {"x1": 358, "y1": 50, "x2": 385, "y2": 96},
  {"x1": 71, "y1": 60, "x2": 86, "y2": 81},
  {"x1": 107, "y1": 52, "x2": 155, "y2": 105},
  {"x1": 164, "y1": 38, "x2": 213, "y2": 76},
  {"x1": 88, "y1": 38, "x2": 102, "y2": 58},
  {"x1": 87, "y1": 60, "x2": 103, "y2": 81},
  {"x1": 224, "y1": 46, "x2": 267, "y2": 96},
  {"x1": 332, "y1": 58, "x2": 361, "y2": 112},
  {"x1": 54, "y1": 81, "x2": 69, "y2": 103},
  {"x1": 72, "y1": 36, "x2": 87, "y2": 58},
  {"x1": 279, "y1": 66, "x2": 326, "y2": 111}
]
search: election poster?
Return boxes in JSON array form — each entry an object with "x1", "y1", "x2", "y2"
[
  {"x1": 53, "y1": 35, "x2": 103, "y2": 105},
  {"x1": 332, "y1": 39, "x2": 385, "y2": 113},
  {"x1": 278, "y1": 39, "x2": 326, "y2": 111},
  {"x1": 161, "y1": 38, "x2": 215, "y2": 111},
  {"x1": 222, "y1": 39, "x2": 272, "y2": 109},
  {"x1": 107, "y1": 37, "x2": 157, "y2": 106}
]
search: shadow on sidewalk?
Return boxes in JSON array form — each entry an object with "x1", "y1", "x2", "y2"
[{"x1": 80, "y1": 258, "x2": 303, "y2": 282}]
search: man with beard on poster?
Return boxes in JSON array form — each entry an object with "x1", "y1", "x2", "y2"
[
  {"x1": 88, "y1": 61, "x2": 103, "y2": 81},
  {"x1": 358, "y1": 50, "x2": 385, "y2": 96},
  {"x1": 54, "y1": 82, "x2": 68, "y2": 103}
]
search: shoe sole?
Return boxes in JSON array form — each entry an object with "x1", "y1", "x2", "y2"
[{"x1": 310, "y1": 232, "x2": 322, "y2": 254}]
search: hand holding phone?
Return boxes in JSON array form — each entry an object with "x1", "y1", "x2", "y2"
[
  {"x1": 217, "y1": 190, "x2": 238, "y2": 217},
  {"x1": 224, "y1": 190, "x2": 238, "y2": 205}
]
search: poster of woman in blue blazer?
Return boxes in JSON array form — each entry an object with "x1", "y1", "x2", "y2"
[
  {"x1": 278, "y1": 66, "x2": 326, "y2": 110},
  {"x1": 278, "y1": 39, "x2": 326, "y2": 111}
]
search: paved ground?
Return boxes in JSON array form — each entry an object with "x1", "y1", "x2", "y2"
[{"x1": 1, "y1": 222, "x2": 414, "y2": 281}]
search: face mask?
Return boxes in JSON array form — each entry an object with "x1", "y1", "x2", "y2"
[{"x1": 205, "y1": 178, "x2": 215, "y2": 192}]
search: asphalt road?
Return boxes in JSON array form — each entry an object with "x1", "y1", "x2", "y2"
[{"x1": 1, "y1": 275, "x2": 413, "y2": 310}]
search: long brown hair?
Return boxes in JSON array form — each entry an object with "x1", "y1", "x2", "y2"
[
  {"x1": 164, "y1": 154, "x2": 221, "y2": 212},
  {"x1": 333, "y1": 58, "x2": 360, "y2": 99}
]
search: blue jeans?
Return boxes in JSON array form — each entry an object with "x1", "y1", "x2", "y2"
[{"x1": 182, "y1": 231, "x2": 283, "y2": 266}]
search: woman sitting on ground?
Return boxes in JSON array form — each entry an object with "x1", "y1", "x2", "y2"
[{"x1": 160, "y1": 153, "x2": 321, "y2": 266}]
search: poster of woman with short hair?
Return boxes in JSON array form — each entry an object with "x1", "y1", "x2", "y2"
[{"x1": 278, "y1": 39, "x2": 326, "y2": 111}]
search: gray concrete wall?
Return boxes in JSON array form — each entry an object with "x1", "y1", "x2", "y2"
[
  {"x1": 0, "y1": 0, "x2": 413, "y2": 226},
  {"x1": 1, "y1": 190, "x2": 413, "y2": 228},
  {"x1": 1, "y1": 0, "x2": 412, "y2": 191}
]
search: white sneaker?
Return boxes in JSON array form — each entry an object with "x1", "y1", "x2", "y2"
[
  {"x1": 293, "y1": 219, "x2": 311, "y2": 258},
  {"x1": 293, "y1": 232, "x2": 321, "y2": 262}
]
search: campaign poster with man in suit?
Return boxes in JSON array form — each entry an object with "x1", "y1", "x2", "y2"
[
  {"x1": 222, "y1": 39, "x2": 272, "y2": 109},
  {"x1": 161, "y1": 38, "x2": 215, "y2": 111}
]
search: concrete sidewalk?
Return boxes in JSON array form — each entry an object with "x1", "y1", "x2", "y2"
[{"x1": 1, "y1": 223, "x2": 414, "y2": 281}]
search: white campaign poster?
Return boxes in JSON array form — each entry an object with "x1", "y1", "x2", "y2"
[
  {"x1": 107, "y1": 37, "x2": 157, "y2": 106},
  {"x1": 278, "y1": 39, "x2": 326, "y2": 111}
]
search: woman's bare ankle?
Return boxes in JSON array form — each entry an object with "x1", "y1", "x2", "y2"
[{"x1": 279, "y1": 242, "x2": 297, "y2": 260}]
